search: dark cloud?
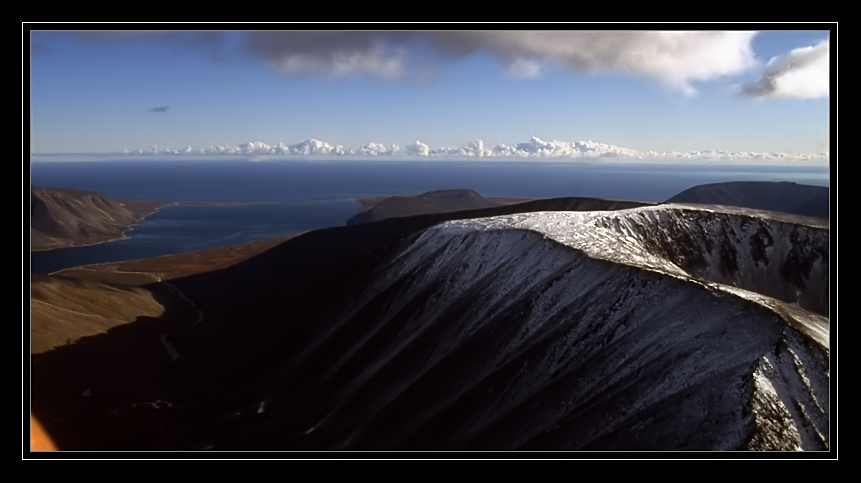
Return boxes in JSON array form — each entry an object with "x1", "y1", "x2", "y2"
[
  {"x1": 739, "y1": 39, "x2": 829, "y2": 99},
  {"x1": 149, "y1": 106, "x2": 170, "y2": 113},
  {"x1": 48, "y1": 31, "x2": 761, "y2": 92},
  {"x1": 238, "y1": 31, "x2": 758, "y2": 91}
]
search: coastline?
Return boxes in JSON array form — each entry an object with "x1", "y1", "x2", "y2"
[
  {"x1": 30, "y1": 200, "x2": 172, "y2": 253},
  {"x1": 29, "y1": 199, "x2": 303, "y2": 253},
  {"x1": 29, "y1": 197, "x2": 358, "y2": 273},
  {"x1": 30, "y1": 194, "x2": 526, "y2": 255},
  {"x1": 53, "y1": 233, "x2": 302, "y2": 283}
]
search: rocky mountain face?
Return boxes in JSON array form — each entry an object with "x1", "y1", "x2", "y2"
[
  {"x1": 30, "y1": 200, "x2": 829, "y2": 451},
  {"x1": 576, "y1": 205, "x2": 829, "y2": 315}
]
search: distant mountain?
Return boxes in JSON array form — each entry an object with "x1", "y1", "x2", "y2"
[
  {"x1": 348, "y1": 189, "x2": 650, "y2": 225},
  {"x1": 347, "y1": 189, "x2": 498, "y2": 225},
  {"x1": 30, "y1": 187, "x2": 168, "y2": 251},
  {"x1": 31, "y1": 198, "x2": 828, "y2": 450},
  {"x1": 790, "y1": 194, "x2": 830, "y2": 218},
  {"x1": 665, "y1": 181, "x2": 829, "y2": 218}
]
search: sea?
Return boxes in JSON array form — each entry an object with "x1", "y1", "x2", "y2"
[{"x1": 29, "y1": 157, "x2": 830, "y2": 274}]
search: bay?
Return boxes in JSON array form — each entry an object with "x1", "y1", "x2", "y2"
[{"x1": 29, "y1": 157, "x2": 830, "y2": 273}]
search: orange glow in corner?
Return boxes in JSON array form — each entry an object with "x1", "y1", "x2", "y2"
[{"x1": 30, "y1": 414, "x2": 57, "y2": 451}]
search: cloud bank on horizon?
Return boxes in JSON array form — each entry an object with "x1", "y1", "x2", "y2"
[{"x1": 109, "y1": 136, "x2": 827, "y2": 161}]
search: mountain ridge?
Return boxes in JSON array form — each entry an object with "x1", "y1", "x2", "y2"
[
  {"x1": 30, "y1": 199, "x2": 828, "y2": 450},
  {"x1": 29, "y1": 180, "x2": 831, "y2": 450}
]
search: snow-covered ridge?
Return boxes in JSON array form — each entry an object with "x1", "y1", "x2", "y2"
[
  {"x1": 437, "y1": 204, "x2": 829, "y2": 317},
  {"x1": 113, "y1": 136, "x2": 829, "y2": 161}
]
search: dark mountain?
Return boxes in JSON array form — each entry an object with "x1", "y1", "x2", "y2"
[
  {"x1": 790, "y1": 194, "x2": 830, "y2": 218},
  {"x1": 30, "y1": 198, "x2": 829, "y2": 451},
  {"x1": 665, "y1": 181, "x2": 829, "y2": 219},
  {"x1": 348, "y1": 189, "x2": 504, "y2": 225},
  {"x1": 30, "y1": 186, "x2": 168, "y2": 251}
]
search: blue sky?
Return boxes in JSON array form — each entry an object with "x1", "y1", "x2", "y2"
[{"x1": 29, "y1": 29, "x2": 831, "y2": 160}]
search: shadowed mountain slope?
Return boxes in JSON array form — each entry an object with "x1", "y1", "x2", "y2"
[
  {"x1": 348, "y1": 189, "x2": 528, "y2": 225},
  {"x1": 54, "y1": 234, "x2": 299, "y2": 286},
  {"x1": 790, "y1": 194, "x2": 830, "y2": 218},
  {"x1": 348, "y1": 189, "x2": 496, "y2": 225},
  {"x1": 31, "y1": 274, "x2": 182, "y2": 354},
  {"x1": 29, "y1": 274, "x2": 204, "y2": 449},
  {"x1": 30, "y1": 198, "x2": 829, "y2": 451},
  {"x1": 665, "y1": 181, "x2": 829, "y2": 219},
  {"x1": 30, "y1": 187, "x2": 167, "y2": 251}
]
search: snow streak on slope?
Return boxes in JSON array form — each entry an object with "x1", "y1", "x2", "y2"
[
  {"x1": 252, "y1": 208, "x2": 827, "y2": 450},
  {"x1": 747, "y1": 325, "x2": 829, "y2": 450}
]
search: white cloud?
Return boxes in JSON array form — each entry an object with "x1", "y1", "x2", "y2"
[
  {"x1": 741, "y1": 39, "x2": 829, "y2": 99},
  {"x1": 490, "y1": 137, "x2": 642, "y2": 158},
  {"x1": 359, "y1": 142, "x2": 400, "y2": 155},
  {"x1": 466, "y1": 31, "x2": 758, "y2": 92},
  {"x1": 405, "y1": 140, "x2": 430, "y2": 156}
]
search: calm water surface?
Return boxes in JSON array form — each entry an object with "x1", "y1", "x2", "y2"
[{"x1": 29, "y1": 157, "x2": 830, "y2": 273}]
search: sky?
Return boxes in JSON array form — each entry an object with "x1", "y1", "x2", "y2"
[{"x1": 28, "y1": 29, "x2": 832, "y2": 161}]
